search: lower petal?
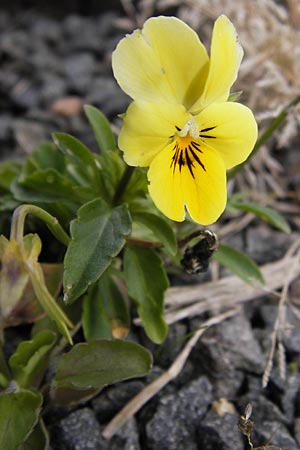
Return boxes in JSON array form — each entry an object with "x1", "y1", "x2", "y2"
[
  {"x1": 147, "y1": 142, "x2": 227, "y2": 225},
  {"x1": 182, "y1": 145, "x2": 227, "y2": 225},
  {"x1": 148, "y1": 143, "x2": 185, "y2": 222}
]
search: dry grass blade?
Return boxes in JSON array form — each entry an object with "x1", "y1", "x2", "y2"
[
  {"x1": 157, "y1": 243, "x2": 300, "y2": 325},
  {"x1": 102, "y1": 309, "x2": 236, "y2": 440},
  {"x1": 262, "y1": 239, "x2": 300, "y2": 388}
]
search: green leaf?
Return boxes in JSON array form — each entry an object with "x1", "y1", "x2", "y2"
[
  {"x1": 227, "y1": 91, "x2": 243, "y2": 102},
  {"x1": 214, "y1": 244, "x2": 264, "y2": 286},
  {"x1": 82, "y1": 270, "x2": 130, "y2": 341},
  {"x1": 0, "y1": 160, "x2": 21, "y2": 192},
  {"x1": 20, "y1": 420, "x2": 49, "y2": 450},
  {"x1": 52, "y1": 132, "x2": 102, "y2": 192},
  {"x1": 19, "y1": 169, "x2": 79, "y2": 201},
  {"x1": 50, "y1": 385, "x2": 100, "y2": 407},
  {"x1": 82, "y1": 285, "x2": 113, "y2": 341},
  {"x1": 124, "y1": 246, "x2": 168, "y2": 343},
  {"x1": 231, "y1": 201, "x2": 291, "y2": 233},
  {"x1": 132, "y1": 212, "x2": 177, "y2": 255},
  {"x1": 0, "y1": 389, "x2": 42, "y2": 450},
  {"x1": 84, "y1": 105, "x2": 116, "y2": 153},
  {"x1": 97, "y1": 151, "x2": 126, "y2": 202},
  {"x1": 9, "y1": 330, "x2": 56, "y2": 388},
  {"x1": 63, "y1": 198, "x2": 132, "y2": 304},
  {"x1": 52, "y1": 339, "x2": 152, "y2": 390}
]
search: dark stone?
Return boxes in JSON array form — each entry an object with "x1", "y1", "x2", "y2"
[
  {"x1": 13, "y1": 119, "x2": 51, "y2": 154},
  {"x1": 0, "y1": 114, "x2": 12, "y2": 141},
  {"x1": 10, "y1": 80, "x2": 41, "y2": 110},
  {"x1": 92, "y1": 380, "x2": 145, "y2": 423},
  {"x1": 108, "y1": 418, "x2": 141, "y2": 450},
  {"x1": 197, "y1": 410, "x2": 244, "y2": 450},
  {"x1": 50, "y1": 408, "x2": 108, "y2": 450},
  {"x1": 252, "y1": 420, "x2": 298, "y2": 450},
  {"x1": 191, "y1": 313, "x2": 265, "y2": 397},
  {"x1": 146, "y1": 376, "x2": 212, "y2": 450},
  {"x1": 63, "y1": 52, "x2": 96, "y2": 94},
  {"x1": 281, "y1": 373, "x2": 300, "y2": 423},
  {"x1": 294, "y1": 417, "x2": 300, "y2": 446},
  {"x1": 259, "y1": 304, "x2": 300, "y2": 356},
  {"x1": 85, "y1": 76, "x2": 130, "y2": 116},
  {"x1": 246, "y1": 225, "x2": 294, "y2": 265}
]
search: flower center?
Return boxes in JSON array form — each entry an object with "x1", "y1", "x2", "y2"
[
  {"x1": 178, "y1": 118, "x2": 199, "y2": 139},
  {"x1": 170, "y1": 135, "x2": 205, "y2": 179}
]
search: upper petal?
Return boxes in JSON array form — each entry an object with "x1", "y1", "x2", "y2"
[
  {"x1": 147, "y1": 140, "x2": 227, "y2": 225},
  {"x1": 112, "y1": 16, "x2": 209, "y2": 106},
  {"x1": 195, "y1": 102, "x2": 258, "y2": 169},
  {"x1": 191, "y1": 15, "x2": 243, "y2": 112},
  {"x1": 119, "y1": 101, "x2": 190, "y2": 167}
]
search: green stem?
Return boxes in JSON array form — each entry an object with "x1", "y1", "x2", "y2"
[
  {"x1": 113, "y1": 166, "x2": 135, "y2": 205},
  {"x1": 228, "y1": 93, "x2": 300, "y2": 179},
  {"x1": 10, "y1": 205, "x2": 70, "y2": 246}
]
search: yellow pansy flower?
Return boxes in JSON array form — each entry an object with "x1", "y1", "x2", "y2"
[{"x1": 112, "y1": 15, "x2": 258, "y2": 225}]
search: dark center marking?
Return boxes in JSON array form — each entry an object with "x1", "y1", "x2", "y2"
[
  {"x1": 199, "y1": 126, "x2": 216, "y2": 139},
  {"x1": 170, "y1": 140, "x2": 206, "y2": 178}
]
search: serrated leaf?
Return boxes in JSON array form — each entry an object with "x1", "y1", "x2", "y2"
[
  {"x1": 124, "y1": 246, "x2": 168, "y2": 343},
  {"x1": 84, "y1": 105, "x2": 116, "y2": 153},
  {"x1": 132, "y1": 212, "x2": 177, "y2": 255},
  {"x1": 82, "y1": 270, "x2": 130, "y2": 341},
  {"x1": 214, "y1": 244, "x2": 264, "y2": 286},
  {"x1": 9, "y1": 330, "x2": 56, "y2": 388},
  {"x1": 231, "y1": 201, "x2": 291, "y2": 234},
  {"x1": 0, "y1": 389, "x2": 42, "y2": 450},
  {"x1": 63, "y1": 199, "x2": 131, "y2": 304},
  {"x1": 52, "y1": 339, "x2": 152, "y2": 390}
]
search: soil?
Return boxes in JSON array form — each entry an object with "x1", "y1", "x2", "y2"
[{"x1": 1, "y1": 1, "x2": 300, "y2": 449}]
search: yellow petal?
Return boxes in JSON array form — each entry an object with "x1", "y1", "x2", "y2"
[
  {"x1": 112, "y1": 16, "x2": 209, "y2": 107},
  {"x1": 191, "y1": 15, "x2": 243, "y2": 112},
  {"x1": 182, "y1": 144, "x2": 227, "y2": 225},
  {"x1": 119, "y1": 101, "x2": 190, "y2": 167},
  {"x1": 148, "y1": 142, "x2": 185, "y2": 222},
  {"x1": 147, "y1": 141, "x2": 227, "y2": 225},
  {"x1": 195, "y1": 102, "x2": 258, "y2": 169}
]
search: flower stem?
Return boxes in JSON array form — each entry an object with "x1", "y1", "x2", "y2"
[
  {"x1": 113, "y1": 166, "x2": 135, "y2": 205},
  {"x1": 10, "y1": 205, "x2": 70, "y2": 246}
]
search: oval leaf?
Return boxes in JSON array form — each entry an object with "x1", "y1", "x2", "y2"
[
  {"x1": 84, "y1": 105, "x2": 116, "y2": 153},
  {"x1": 231, "y1": 201, "x2": 291, "y2": 234},
  {"x1": 82, "y1": 270, "x2": 130, "y2": 341},
  {"x1": 52, "y1": 132, "x2": 102, "y2": 192},
  {"x1": 52, "y1": 339, "x2": 152, "y2": 390},
  {"x1": 21, "y1": 420, "x2": 49, "y2": 450},
  {"x1": 9, "y1": 330, "x2": 56, "y2": 388},
  {"x1": 132, "y1": 212, "x2": 177, "y2": 255},
  {"x1": 63, "y1": 199, "x2": 131, "y2": 304},
  {"x1": 0, "y1": 389, "x2": 42, "y2": 450},
  {"x1": 124, "y1": 246, "x2": 168, "y2": 343},
  {"x1": 214, "y1": 244, "x2": 264, "y2": 286}
]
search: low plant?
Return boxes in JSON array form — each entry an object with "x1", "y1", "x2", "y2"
[{"x1": 0, "y1": 15, "x2": 295, "y2": 449}]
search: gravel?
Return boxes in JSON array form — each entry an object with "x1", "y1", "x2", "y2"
[{"x1": 1, "y1": 4, "x2": 300, "y2": 450}]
